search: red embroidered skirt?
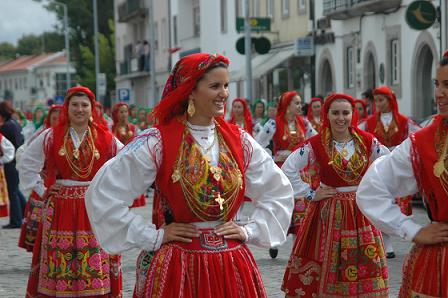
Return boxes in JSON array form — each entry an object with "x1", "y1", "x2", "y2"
[
  {"x1": 134, "y1": 226, "x2": 267, "y2": 298},
  {"x1": 288, "y1": 197, "x2": 309, "y2": 235},
  {"x1": 399, "y1": 243, "x2": 448, "y2": 297},
  {"x1": 282, "y1": 191, "x2": 389, "y2": 297},
  {"x1": 0, "y1": 166, "x2": 9, "y2": 217},
  {"x1": 26, "y1": 184, "x2": 122, "y2": 298},
  {"x1": 19, "y1": 190, "x2": 45, "y2": 252}
]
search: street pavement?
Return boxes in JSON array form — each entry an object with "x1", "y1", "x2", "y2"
[{"x1": 0, "y1": 199, "x2": 429, "y2": 297}]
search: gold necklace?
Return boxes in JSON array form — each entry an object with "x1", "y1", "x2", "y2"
[
  {"x1": 434, "y1": 132, "x2": 448, "y2": 178},
  {"x1": 333, "y1": 138, "x2": 352, "y2": 158}
]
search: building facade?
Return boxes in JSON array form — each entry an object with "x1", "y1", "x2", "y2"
[
  {"x1": 0, "y1": 52, "x2": 75, "y2": 111},
  {"x1": 315, "y1": 0, "x2": 445, "y2": 119}
]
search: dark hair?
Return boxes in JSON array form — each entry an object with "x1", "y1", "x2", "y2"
[
  {"x1": 196, "y1": 62, "x2": 228, "y2": 84},
  {"x1": 440, "y1": 56, "x2": 448, "y2": 67},
  {"x1": 0, "y1": 101, "x2": 15, "y2": 120}
]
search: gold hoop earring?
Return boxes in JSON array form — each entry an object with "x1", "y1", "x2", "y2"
[{"x1": 187, "y1": 99, "x2": 195, "y2": 117}]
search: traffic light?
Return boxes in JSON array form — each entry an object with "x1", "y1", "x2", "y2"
[{"x1": 236, "y1": 37, "x2": 271, "y2": 55}]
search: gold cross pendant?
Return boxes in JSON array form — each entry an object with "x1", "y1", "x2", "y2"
[{"x1": 215, "y1": 192, "x2": 224, "y2": 210}]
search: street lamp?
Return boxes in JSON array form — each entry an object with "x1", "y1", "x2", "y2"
[
  {"x1": 93, "y1": 0, "x2": 100, "y2": 100},
  {"x1": 54, "y1": 1, "x2": 71, "y2": 89}
]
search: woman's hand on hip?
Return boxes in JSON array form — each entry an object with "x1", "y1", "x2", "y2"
[
  {"x1": 161, "y1": 223, "x2": 199, "y2": 244},
  {"x1": 215, "y1": 221, "x2": 246, "y2": 242}
]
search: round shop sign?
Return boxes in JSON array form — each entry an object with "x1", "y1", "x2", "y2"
[{"x1": 405, "y1": 0, "x2": 437, "y2": 30}]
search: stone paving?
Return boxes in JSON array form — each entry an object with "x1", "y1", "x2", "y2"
[{"x1": 0, "y1": 200, "x2": 429, "y2": 297}]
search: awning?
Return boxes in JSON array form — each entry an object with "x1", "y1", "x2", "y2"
[{"x1": 230, "y1": 47, "x2": 295, "y2": 82}]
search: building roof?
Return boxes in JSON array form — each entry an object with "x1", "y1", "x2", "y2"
[{"x1": 0, "y1": 52, "x2": 67, "y2": 74}]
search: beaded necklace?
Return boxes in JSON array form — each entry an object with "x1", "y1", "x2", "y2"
[
  {"x1": 433, "y1": 122, "x2": 448, "y2": 195},
  {"x1": 171, "y1": 127, "x2": 243, "y2": 221}
]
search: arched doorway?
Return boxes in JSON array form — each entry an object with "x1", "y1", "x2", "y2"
[
  {"x1": 320, "y1": 59, "x2": 333, "y2": 96},
  {"x1": 365, "y1": 53, "x2": 376, "y2": 90},
  {"x1": 414, "y1": 45, "x2": 435, "y2": 119}
]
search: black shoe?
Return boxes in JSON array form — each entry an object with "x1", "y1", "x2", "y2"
[
  {"x1": 2, "y1": 224, "x2": 21, "y2": 229},
  {"x1": 269, "y1": 248, "x2": 278, "y2": 259},
  {"x1": 386, "y1": 252, "x2": 396, "y2": 259}
]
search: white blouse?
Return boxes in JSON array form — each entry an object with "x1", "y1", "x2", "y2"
[
  {"x1": 18, "y1": 128, "x2": 123, "y2": 198},
  {"x1": 85, "y1": 123, "x2": 294, "y2": 255},
  {"x1": 282, "y1": 137, "x2": 389, "y2": 199},
  {"x1": 356, "y1": 138, "x2": 423, "y2": 242},
  {"x1": 0, "y1": 136, "x2": 15, "y2": 165}
]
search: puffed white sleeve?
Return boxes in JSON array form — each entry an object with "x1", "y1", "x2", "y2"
[
  {"x1": 18, "y1": 129, "x2": 49, "y2": 197},
  {"x1": 356, "y1": 138, "x2": 422, "y2": 242},
  {"x1": 304, "y1": 119, "x2": 317, "y2": 138},
  {"x1": 369, "y1": 137, "x2": 390, "y2": 161},
  {"x1": 0, "y1": 136, "x2": 15, "y2": 164},
  {"x1": 85, "y1": 128, "x2": 164, "y2": 254},
  {"x1": 281, "y1": 143, "x2": 315, "y2": 198},
  {"x1": 241, "y1": 131, "x2": 294, "y2": 248},
  {"x1": 255, "y1": 118, "x2": 276, "y2": 149}
]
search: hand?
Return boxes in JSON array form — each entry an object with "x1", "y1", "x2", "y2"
[
  {"x1": 215, "y1": 221, "x2": 246, "y2": 242},
  {"x1": 161, "y1": 223, "x2": 199, "y2": 244},
  {"x1": 47, "y1": 183, "x2": 62, "y2": 197},
  {"x1": 314, "y1": 186, "x2": 338, "y2": 201},
  {"x1": 413, "y1": 222, "x2": 448, "y2": 245}
]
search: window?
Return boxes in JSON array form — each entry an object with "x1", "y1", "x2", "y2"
[
  {"x1": 298, "y1": 0, "x2": 306, "y2": 13},
  {"x1": 346, "y1": 47, "x2": 354, "y2": 88},
  {"x1": 193, "y1": 0, "x2": 200, "y2": 37},
  {"x1": 391, "y1": 39, "x2": 400, "y2": 85},
  {"x1": 220, "y1": 0, "x2": 228, "y2": 33},
  {"x1": 267, "y1": 0, "x2": 274, "y2": 20},
  {"x1": 282, "y1": 0, "x2": 290, "y2": 17},
  {"x1": 173, "y1": 15, "x2": 178, "y2": 45}
]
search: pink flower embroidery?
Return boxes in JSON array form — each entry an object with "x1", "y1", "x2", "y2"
[
  {"x1": 76, "y1": 238, "x2": 87, "y2": 249},
  {"x1": 73, "y1": 280, "x2": 87, "y2": 291},
  {"x1": 58, "y1": 238, "x2": 71, "y2": 250},
  {"x1": 102, "y1": 262, "x2": 110, "y2": 273},
  {"x1": 89, "y1": 238, "x2": 99, "y2": 247},
  {"x1": 47, "y1": 279, "x2": 56, "y2": 290},
  {"x1": 91, "y1": 278, "x2": 104, "y2": 289},
  {"x1": 56, "y1": 280, "x2": 67, "y2": 292},
  {"x1": 88, "y1": 253, "x2": 102, "y2": 271}
]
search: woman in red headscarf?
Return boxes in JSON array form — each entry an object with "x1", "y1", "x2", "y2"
[
  {"x1": 18, "y1": 104, "x2": 62, "y2": 252},
  {"x1": 112, "y1": 102, "x2": 138, "y2": 144},
  {"x1": 85, "y1": 53, "x2": 294, "y2": 297},
  {"x1": 357, "y1": 51, "x2": 448, "y2": 298},
  {"x1": 355, "y1": 99, "x2": 368, "y2": 124},
  {"x1": 360, "y1": 85, "x2": 420, "y2": 258},
  {"x1": 19, "y1": 87, "x2": 123, "y2": 297},
  {"x1": 281, "y1": 93, "x2": 390, "y2": 298},
  {"x1": 229, "y1": 98, "x2": 254, "y2": 135},
  {"x1": 307, "y1": 97, "x2": 323, "y2": 132}
]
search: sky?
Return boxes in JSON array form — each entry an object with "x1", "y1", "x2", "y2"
[{"x1": 0, "y1": 0, "x2": 58, "y2": 45}]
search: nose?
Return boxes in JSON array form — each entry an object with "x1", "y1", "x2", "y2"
[{"x1": 219, "y1": 87, "x2": 229, "y2": 98}]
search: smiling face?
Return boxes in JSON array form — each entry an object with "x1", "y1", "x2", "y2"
[
  {"x1": 311, "y1": 101, "x2": 322, "y2": 118},
  {"x1": 327, "y1": 99, "x2": 353, "y2": 135},
  {"x1": 188, "y1": 67, "x2": 230, "y2": 122},
  {"x1": 435, "y1": 64, "x2": 448, "y2": 118},
  {"x1": 232, "y1": 101, "x2": 244, "y2": 118},
  {"x1": 68, "y1": 95, "x2": 92, "y2": 127},
  {"x1": 287, "y1": 95, "x2": 302, "y2": 116},
  {"x1": 374, "y1": 94, "x2": 391, "y2": 113}
]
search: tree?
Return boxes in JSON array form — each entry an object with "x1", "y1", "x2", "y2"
[
  {"x1": 33, "y1": 0, "x2": 116, "y2": 96},
  {"x1": 0, "y1": 42, "x2": 16, "y2": 61},
  {"x1": 16, "y1": 34, "x2": 42, "y2": 55}
]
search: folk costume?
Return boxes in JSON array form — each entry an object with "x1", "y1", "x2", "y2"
[
  {"x1": 19, "y1": 87, "x2": 123, "y2": 297},
  {"x1": 257, "y1": 91, "x2": 317, "y2": 236},
  {"x1": 18, "y1": 104, "x2": 63, "y2": 252},
  {"x1": 355, "y1": 99, "x2": 368, "y2": 125},
  {"x1": 307, "y1": 97, "x2": 323, "y2": 132},
  {"x1": 0, "y1": 133, "x2": 16, "y2": 217},
  {"x1": 229, "y1": 98, "x2": 254, "y2": 136},
  {"x1": 282, "y1": 93, "x2": 390, "y2": 298},
  {"x1": 85, "y1": 53, "x2": 294, "y2": 298}
]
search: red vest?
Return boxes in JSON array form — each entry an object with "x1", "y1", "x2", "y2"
[
  {"x1": 308, "y1": 129, "x2": 373, "y2": 187},
  {"x1": 411, "y1": 117, "x2": 448, "y2": 222},
  {"x1": 155, "y1": 117, "x2": 246, "y2": 223},
  {"x1": 273, "y1": 116, "x2": 307, "y2": 153},
  {"x1": 365, "y1": 113, "x2": 408, "y2": 148}
]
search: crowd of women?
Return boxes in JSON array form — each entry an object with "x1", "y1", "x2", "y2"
[{"x1": 2, "y1": 50, "x2": 447, "y2": 297}]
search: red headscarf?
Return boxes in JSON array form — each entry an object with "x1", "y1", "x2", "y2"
[
  {"x1": 44, "y1": 104, "x2": 63, "y2": 128},
  {"x1": 321, "y1": 93, "x2": 359, "y2": 130},
  {"x1": 112, "y1": 103, "x2": 129, "y2": 128},
  {"x1": 273, "y1": 91, "x2": 307, "y2": 152},
  {"x1": 152, "y1": 53, "x2": 230, "y2": 124},
  {"x1": 365, "y1": 85, "x2": 409, "y2": 146},
  {"x1": 354, "y1": 99, "x2": 368, "y2": 121},
  {"x1": 111, "y1": 102, "x2": 137, "y2": 144},
  {"x1": 229, "y1": 98, "x2": 253, "y2": 135},
  {"x1": 94, "y1": 101, "x2": 109, "y2": 127},
  {"x1": 307, "y1": 97, "x2": 323, "y2": 131}
]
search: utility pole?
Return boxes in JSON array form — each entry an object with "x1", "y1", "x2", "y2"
[
  {"x1": 148, "y1": 0, "x2": 157, "y2": 107},
  {"x1": 55, "y1": 1, "x2": 70, "y2": 89},
  {"x1": 310, "y1": 0, "x2": 316, "y2": 97},
  {"x1": 244, "y1": 0, "x2": 253, "y2": 102},
  {"x1": 93, "y1": 0, "x2": 100, "y2": 99}
]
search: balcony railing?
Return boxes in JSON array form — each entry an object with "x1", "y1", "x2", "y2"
[
  {"x1": 323, "y1": 0, "x2": 402, "y2": 20},
  {"x1": 118, "y1": 0, "x2": 147, "y2": 23}
]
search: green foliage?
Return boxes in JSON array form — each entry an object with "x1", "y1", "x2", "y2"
[
  {"x1": 33, "y1": 0, "x2": 116, "y2": 96},
  {"x1": 0, "y1": 42, "x2": 16, "y2": 61},
  {"x1": 15, "y1": 32, "x2": 65, "y2": 55}
]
